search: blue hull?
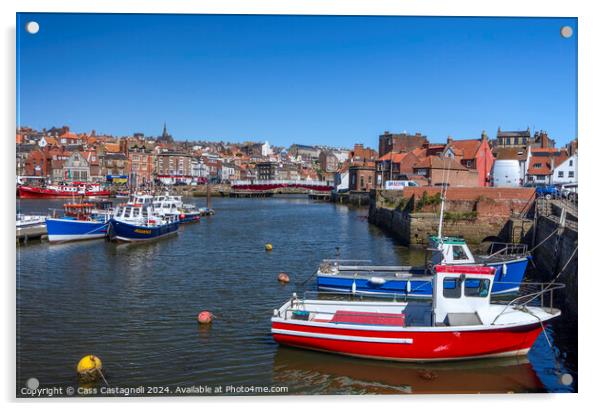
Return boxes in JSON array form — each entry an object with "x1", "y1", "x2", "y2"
[
  {"x1": 46, "y1": 218, "x2": 109, "y2": 242},
  {"x1": 317, "y1": 257, "x2": 529, "y2": 297},
  {"x1": 109, "y1": 219, "x2": 180, "y2": 242}
]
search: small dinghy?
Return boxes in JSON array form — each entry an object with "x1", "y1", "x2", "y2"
[{"x1": 272, "y1": 265, "x2": 562, "y2": 362}]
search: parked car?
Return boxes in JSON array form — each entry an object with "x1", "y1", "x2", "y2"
[
  {"x1": 524, "y1": 183, "x2": 560, "y2": 199},
  {"x1": 560, "y1": 183, "x2": 578, "y2": 202}
]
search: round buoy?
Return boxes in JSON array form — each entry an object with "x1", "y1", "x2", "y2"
[
  {"x1": 278, "y1": 272, "x2": 290, "y2": 283},
  {"x1": 179, "y1": 214, "x2": 186, "y2": 220},
  {"x1": 265, "y1": 243, "x2": 273, "y2": 251},
  {"x1": 197, "y1": 311, "x2": 214, "y2": 324},
  {"x1": 77, "y1": 355, "x2": 103, "y2": 383}
]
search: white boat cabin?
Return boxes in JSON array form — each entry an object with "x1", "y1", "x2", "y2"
[
  {"x1": 429, "y1": 236, "x2": 476, "y2": 265},
  {"x1": 432, "y1": 265, "x2": 495, "y2": 326},
  {"x1": 113, "y1": 194, "x2": 171, "y2": 225}
]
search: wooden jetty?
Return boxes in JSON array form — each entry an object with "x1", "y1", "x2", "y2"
[{"x1": 17, "y1": 225, "x2": 47, "y2": 244}]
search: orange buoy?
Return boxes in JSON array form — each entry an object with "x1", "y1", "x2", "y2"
[
  {"x1": 277, "y1": 272, "x2": 290, "y2": 283},
  {"x1": 197, "y1": 311, "x2": 214, "y2": 324}
]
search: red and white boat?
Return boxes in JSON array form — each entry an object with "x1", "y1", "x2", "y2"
[
  {"x1": 17, "y1": 182, "x2": 111, "y2": 199},
  {"x1": 272, "y1": 265, "x2": 562, "y2": 362}
]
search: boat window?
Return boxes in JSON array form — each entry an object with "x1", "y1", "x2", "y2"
[
  {"x1": 442, "y1": 277, "x2": 461, "y2": 298},
  {"x1": 124, "y1": 206, "x2": 132, "y2": 218},
  {"x1": 132, "y1": 207, "x2": 140, "y2": 217},
  {"x1": 452, "y1": 245, "x2": 469, "y2": 260},
  {"x1": 464, "y1": 278, "x2": 490, "y2": 298}
]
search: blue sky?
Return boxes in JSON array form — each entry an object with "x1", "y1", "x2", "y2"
[{"x1": 16, "y1": 14, "x2": 577, "y2": 148}]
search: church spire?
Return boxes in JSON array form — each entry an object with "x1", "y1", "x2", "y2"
[{"x1": 162, "y1": 122, "x2": 168, "y2": 138}]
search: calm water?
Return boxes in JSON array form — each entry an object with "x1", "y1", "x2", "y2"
[{"x1": 16, "y1": 196, "x2": 577, "y2": 395}]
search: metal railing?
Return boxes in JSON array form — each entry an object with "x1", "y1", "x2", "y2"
[
  {"x1": 481, "y1": 242, "x2": 529, "y2": 259},
  {"x1": 490, "y1": 281, "x2": 565, "y2": 325}
]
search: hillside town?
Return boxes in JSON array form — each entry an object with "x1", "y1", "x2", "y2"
[{"x1": 16, "y1": 124, "x2": 578, "y2": 195}]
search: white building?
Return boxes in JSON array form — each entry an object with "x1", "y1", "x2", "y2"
[
  {"x1": 262, "y1": 141, "x2": 273, "y2": 157},
  {"x1": 552, "y1": 154, "x2": 578, "y2": 185}
]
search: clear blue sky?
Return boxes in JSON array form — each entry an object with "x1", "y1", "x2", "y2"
[{"x1": 17, "y1": 14, "x2": 577, "y2": 148}]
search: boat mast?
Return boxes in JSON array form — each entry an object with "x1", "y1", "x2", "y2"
[{"x1": 436, "y1": 156, "x2": 452, "y2": 239}]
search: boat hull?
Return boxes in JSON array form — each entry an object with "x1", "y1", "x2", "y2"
[
  {"x1": 46, "y1": 218, "x2": 109, "y2": 242},
  {"x1": 109, "y1": 219, "x2": 179, "y2": 242},
  {"x1": 180, "y1": 212, "x2": 201, "y2": 223},
  {"x1": 317, "y1": 258, "x2": 529, "y2": 297},
  {"x1": 272, "y1": 320, "x2": 544, "y2": 362},
  {"x1": 18, "y1": 186, "x2": 111, "y2": 199}
]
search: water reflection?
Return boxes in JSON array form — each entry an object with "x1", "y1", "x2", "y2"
[{"x1": 273, "y1": 346, "x2": 544, "y2": 394}]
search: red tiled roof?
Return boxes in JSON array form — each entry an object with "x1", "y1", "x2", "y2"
[{"x1": 446, "y1": 139, "x2": 482, "y2": 160}]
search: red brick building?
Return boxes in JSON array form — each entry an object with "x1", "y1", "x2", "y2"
[
  {"x1": 413, "y1": 156, "x2": 480, "y2": 187},
  {"x1": 442, "y1": 132, "x2": 494, "y2": 186}
]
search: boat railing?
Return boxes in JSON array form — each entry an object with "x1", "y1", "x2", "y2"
[
  {"x1": 302, "y1": 290, "x2": 414, "y2": 303},
  {"x1": 480, "y1": 242, "x2": 529, "y2": 259},
  {"x1": 490, "y1": 281, "x2": 565, "y2": 325}
]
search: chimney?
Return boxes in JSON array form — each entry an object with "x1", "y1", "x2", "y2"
[{"x1": 447, "y1": 136, "x2": 453, "y2": 145}]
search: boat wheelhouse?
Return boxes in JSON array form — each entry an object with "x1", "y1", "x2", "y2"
[
  {"x1": 153, "y1": 193, "x2": 202, "y2": 223},
  {"x1": 273, "y1": 265, "x2": 562, "y2": 362},
  {"x1": 316, "y1": 236, "x2": 530, "y2": 297},
  {"x1": 109, "y1": 194, "x2": 179, "y2": 242}
]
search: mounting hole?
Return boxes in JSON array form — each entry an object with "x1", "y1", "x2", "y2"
[
  {"x1": 560, "y1": 26, "x2": 573, "y2": 39},
  {"x1": 26, "y1": 21, "x2": 40, "y2": 34}
]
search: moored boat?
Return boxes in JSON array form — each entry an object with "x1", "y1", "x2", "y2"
[
  {"x1": 18, "y1": 182, "x2": 111, "y2": 199},
  {"x1": 316, "y1": 236, "x2": 530, "y2": 297},
  {"x1": 272, "y1": 265, "x2": 562, "y2": 362},
  {"x1": 45, "y1": 202, "x2": 110, "y2": 242},
  {"x1": 16, "y1": 213, "x2": 47, "y2": 229},
  {"x1": 109, "y1": 194, "x2": 180, "y2": 242}
]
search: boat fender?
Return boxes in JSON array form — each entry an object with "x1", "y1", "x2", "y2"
[
  {"x1": 502, "y1": 264, "x2": 507, "y2": 276},
  {"x1": 406, "y1": 281, "x2": 412, "y2": 294},
  {"x1": 351, "y1": 280, "x2": 357, "y2": 295},
  {"x1": 369, "y1": 277, "x2": 386, "y2": 285},
  {"x1": 265, "y1": 243, "x2": 273, "y2": 251}
]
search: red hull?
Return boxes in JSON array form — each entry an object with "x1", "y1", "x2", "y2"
[
  {"x1": 18, "y1": 186, "x2": 111, "y2": 199},
  {"x1": 272, "y1": 321, "x2": 544, "y2": 361}
]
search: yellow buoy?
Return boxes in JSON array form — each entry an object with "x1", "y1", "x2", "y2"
[
  {"x1": 77, "y1": 355, "x2": 103, "y2": 383},
  {"x1": 265, "y1": 243, "x2": 273, "y2": 251}
]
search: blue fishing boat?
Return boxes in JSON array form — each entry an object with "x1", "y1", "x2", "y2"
[
  {"x1": 109, "y1": 194, "x2": 179, "y2": 242},
  {"x1": 45, "y1": 202, "x2": 110, "y2": 242},
  {"x1": 317, "y1": 181, "x2": 530, "y2": 297},
  {"x1": 316, "y1": 236, "x2": 530, "y2": 297}
]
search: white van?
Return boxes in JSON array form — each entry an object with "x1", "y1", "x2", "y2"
[
  {"x1": 384, "y1": 180, "x2": 419, "y2": 190},
  {"x1": 492, "y1": 160, "x2": 521, "y2": 187}
]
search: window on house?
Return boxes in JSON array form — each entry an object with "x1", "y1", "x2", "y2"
[
  {"x1": 569, "y1": 160, "x2": 573, "y2": 166},
  {"x1": 360, "y1": 176, "x2": 365, "y2": 188},
  {"x1": 537, "y1": 175, "x2": 545, "y2": 181},
  {"x1": 442, "y1": 278, "x2": 461, "y2": 299},
  {"x1": 464, "y1": 278, "x2": 491, "y2": 298},
  {"x1": 465, "y1": 160, "x2": 472, "y2": 167},
  {"x1": 514, "y1": 137, "x2": 519, "y2": 145},
  {"x1": 558, "y1": 171, "x2": 564, "y2": 178},
  {"x1": 568, "y1": 171, "x2": 574, "y2": 178}
]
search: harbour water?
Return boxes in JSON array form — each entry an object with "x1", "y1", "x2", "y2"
[{"x1": 16, "y1": 196, "x2": 576, "y2": 395}]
